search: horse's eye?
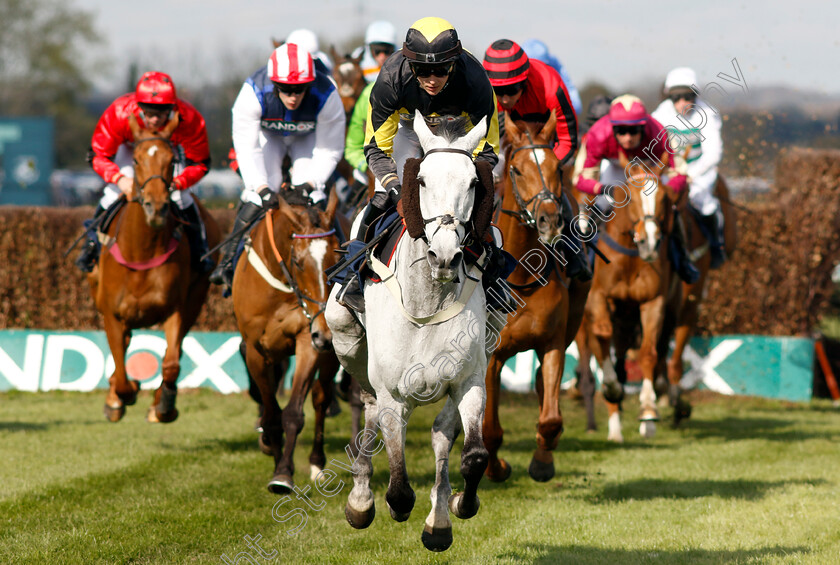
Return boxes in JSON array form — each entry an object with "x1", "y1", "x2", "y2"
[
  {"x1": 470, "y1": 178, "x2": 478, "y2": 188},
  {"x1": 511, "y1": 167, "x2": 521, "y2": 176}
]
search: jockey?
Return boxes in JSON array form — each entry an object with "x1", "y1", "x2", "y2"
[
  {"x1": 352, "y1": 20, "x2": 398, "y2": 83},
  {"x1": 520, "y1": 39, "x2": 583, "y2": 116},
  {"x1": 584, "y1": 94, "x2": 612, "y2": 133},
  {"x1": 575, "y1": 94, "x2": 700, "y2": 284},
  {"x1": 345, "y1": 21, "x2": 398, "y2": 195},
  {"x1": 209, "y1": 43, "x2": 345, "y2": 289},
  {"x1": 652, "y1": 67, "x2": 726, "y2": 268},
  {"x1": 75, "y1": 71, "x2": 213, "y2": 274},
  {"x1": 335, "y1": 16, "x2": 505, "y2": 314},
  {"x1": 482, "y1": 39, "x2": 590, "y2": 281},
  {"x1": 285, "y1": 28, "x2": 333, "y2": 74}
]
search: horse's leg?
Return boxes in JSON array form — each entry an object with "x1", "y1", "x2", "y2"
[
  {"x1": 638, "y1": 296, "x2": 666, "y2": 438},
  {"x1": 147, "y1": 311, "x2": 186, "y2": 424},
  {"x1": 447, "y1": 377, "x2": 489, "y2": 523},
  {"x1": 103, "y1": 312, "x2": 137, "y2": 422},
  {"x1": 667, "y1": 283, "x2": 699, "y2": 426},
  {"x1": 348, "y1": 376, "x2": 363, "y2": 458},
  {"x1": 589, "y1": 297, "x2": 623, "y2": 442},
  {"x1": 273, "y1": 340, "x2": 319, "y2": 493},
  {"x1": 482, "y1": 353, "x2": 511, "y2": 482},
  {"x1": 309, "y1": 354, "x2": 338, "y2": 480},
  {"x1": 372, "y1": 395, "x2": 414, "y2": 525},
  {"x1": 530, "y1": 333, "x2": 567, "y2": 482},
  {"x1": 423, "y1": 397, "x2": 459, "y2": 552},
  {"x1": 345, "y1": 391, "x2": 378, "y2": 529},
  {"x1": 575, "y1": 321, "x2": 598, "y2": 432}
]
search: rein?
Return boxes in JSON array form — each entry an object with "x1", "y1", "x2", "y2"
[
  {"x1": 501, "y1": 131, "x2": 563, "y2": 229},
  {"x1": 263, "y1": 210, "x2": 333, "y2": 330}
]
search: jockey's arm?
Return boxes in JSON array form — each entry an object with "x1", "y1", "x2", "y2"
[
  {"x1": 90, "y1": 100, "x2": 131, "y2": 186},
  {"x1": 303, "y1": 90, "x2": 346, "y2": 189},
  {"x1": 690, "y1": 108, "x2": 723, "y2": 179},
  {"x1": 574, "y1": 138, "x2": 604, "y2": 195},
  {"x1": 171, "y1": 105, "x2": 211, "y2": 190},
  {"x1": 363, "y1": 79, "x2": 402, "y2": 193},
  {"x1": 550, "y1": 83, "x2": 579, "y2": 166},
  {"x1": 231, "y1": 82, "x2": 271, "y2": 193}
]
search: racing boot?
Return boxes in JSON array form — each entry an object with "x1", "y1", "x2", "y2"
[
  {"x1": 208, "y1": 201, "x2": 264, "y2": 288},
  {"x1": 699, "y1": 209, "x2": 726, "y2": 269},
  {"x1": 670, "y1": 210, "x2": 701, "y2": 284},
  {"x1": 177, "y1": 203, "x2": 215, "y2": 273},
  {"x1": 74, "y1": 205, "x2": 106, "y2": 273},
  {"x1": 558, "y1": 192, "x2": 593, "y2": 282}
]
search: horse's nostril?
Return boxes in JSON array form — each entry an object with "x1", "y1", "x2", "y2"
[{"x1": 451, "y1": 251, "x2": 463, "y2": 270}]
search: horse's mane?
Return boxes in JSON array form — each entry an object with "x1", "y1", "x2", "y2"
[{"x1": 432, "y1": 117, "x2": 468, "y2": 142}]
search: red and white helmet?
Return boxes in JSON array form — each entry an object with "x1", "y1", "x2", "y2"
[
  {"x1": 135, "y1": 71, "x2": 177, "y2": 105},
  {"x1": 608, "y1": 94, "x2": 648, "y2": 125},
  {"x1": 267, "y1": 43, "x2": 315, "y2": 84},
  {"x1": 483, "y1": 39, "x2": 530, "y2": 87}
]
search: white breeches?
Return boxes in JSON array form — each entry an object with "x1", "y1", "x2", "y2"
[
  {"x1": 687, "y1": 167, "x2": 721, "y2": 216},
  {"x1": 240, "y1": 132, "x2": 326, "y2": 206},
  {"x1": 99, "y1": 144, "x2": 194, "y2": 210}
]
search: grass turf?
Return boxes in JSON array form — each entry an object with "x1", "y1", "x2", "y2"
[{"x1": 1, "y1": 388, "x2": 839, "y2": 564}]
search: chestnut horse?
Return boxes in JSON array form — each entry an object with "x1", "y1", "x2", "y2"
[
  {"x1": 88, "y1": 113, "x2": 220, "y2": 423},
  {"x1": 574, "y1": 151, "x2": 681, "y2": 443},
  {"x1": 483, "y1": 114, "x2": 591, "y2": 483},
  {"x1": 329, "y1": 47, "x2": 366, "y2": 121},
  {"x1": 661, "y1": 176, "x2": 738, "y2": 425},
  {"x1": 233, "y1": 189, "x2": 346, "y2": 493}
]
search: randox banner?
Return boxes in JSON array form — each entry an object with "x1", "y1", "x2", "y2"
[{"x1": 0, "y1": 331, "x2": 815, "y2": 402}]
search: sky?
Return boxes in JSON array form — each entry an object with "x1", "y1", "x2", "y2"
[{"x1": 74, "y1": 0, "x2": 840, "y2": 97}]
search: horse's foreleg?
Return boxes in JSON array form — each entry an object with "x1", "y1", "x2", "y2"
[
  {"x1": 482, "y1": 354, "x2": 510, "y2": 482},
  {"x1": 274, "y1": 342, "x2": 319, "y2": 492},
  {"x1": 448, "y1": 378, "x2": 488, "y2": 523},
  {"x1": 147, "y1": 312, "x2": 185, "y2": 423},
  {"x1": 667, "y1": 284, "x2": 700, "y2": 426},
  {"x1": 589, "y1": 308, "x2": 623, "y2": 442},
  {"x1": 103, "y1": 312, "x2": 137, "y2": 422},
  {"x1": 348, "y1": 377, "x2": 363, "y2": 458},
  {"x1": 375, "y1": 396, "x2": 414, "y2": 524},
  {"x1": 575, "y1": 321, "x2": 598, "y2": 432},
  {"x1": 309, "y1": 354, "x2": 339, "y2": 480},
  {"x1": 423, "y1": 398, "x2": 458, "y2": 552},
  {"x1": 532, "y1": 340, "x2": 567, "y2": 482},
  {"x1": 638, "y1": 296, "x2": 666, "y2": 437},
  {"x1": 345, "y1": 391, "x2": 378, "y2": 529}
]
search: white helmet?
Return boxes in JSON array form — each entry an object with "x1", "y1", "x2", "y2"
[
  {"x1": 664, "y1": 67, "x2": 698, "y2": 92},
  {"x1": 286, "y1": 29, "x2": 320, "y2": 56},
  {"x1": 365, "y1": 21, "x2": 396, "y2": 46}
]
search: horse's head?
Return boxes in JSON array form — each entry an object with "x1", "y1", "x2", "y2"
[
  {"x1": 274, "y1": 190, "x2": 341, "y2": 352},
  {"x1": 504, "y1": 112, "x2": 564, "y2": 244},
  {"x1": 617, "y1": 150, "x2": 674, "y2": 262},
  {"x1": 413, "y1": 111, "x2": 487, "y2": 282},
  {"x1": 128, "y1": 112, "x2": 179, "y2": 229},
  {"x1": 329, "y1": 46, "x2": 366, "y2": 118}
]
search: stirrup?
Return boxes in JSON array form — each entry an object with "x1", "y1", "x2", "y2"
[
  {"x1": 209, "y1": 261, "x2": 233, "y2": 287},
  {"x1": 336, "y1": 274, "x2": 365, "y2": 314},
  {"x1": 709, "y1": 246, "x2": 726, "y2": 270},
  {"x1": 75, "y1": 239, "x2": 99, "y2": 273}
]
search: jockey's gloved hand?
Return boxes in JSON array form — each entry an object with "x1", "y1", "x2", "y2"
[
  {"x1": 293, "y1": 182, "x2": 315, "y2": 196},
  {"x1": 258, "y1": 187, "x2": 279, "y2": 210}
]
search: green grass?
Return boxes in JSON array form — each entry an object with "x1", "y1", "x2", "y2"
[{"x1": 2, "y1": 389, "x2": 840, "y2": 564}]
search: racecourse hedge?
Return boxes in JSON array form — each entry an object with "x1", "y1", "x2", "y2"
[{"x1": 1, "y1": 146, "x2": 838, "y2": 335}]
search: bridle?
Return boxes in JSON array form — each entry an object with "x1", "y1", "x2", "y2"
[
  {"x1": 264, "y1": 210, "x2": 336, "y2": 334},
  {"x1": 501, "y1": 130, "x2": 564, "y2": 229},
  {"x1": 419, "y1": 146, "x2": 475, "y2": 246},
  {"x1": 131, "y1": 136, "x2": 175, "y2": 199}
]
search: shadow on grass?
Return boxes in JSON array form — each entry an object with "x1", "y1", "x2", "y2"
[
  {"x1": 501, "y1": 543, "x2": 809, "y2": 564},
  {"x1": 583, "y1": 477, "x2": 827, "y2": 503},
  {"x1": 687, "y1": 416, "x2": 840, "y2": 442},
  {"x1": 0, "y1": 421, "x2": 52, "y2": 432}
]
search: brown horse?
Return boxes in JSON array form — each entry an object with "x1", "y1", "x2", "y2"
[
  {"x1": 88, "y1": 113, "x2": 220, "y2": 423},
  {"x1": 329, "y1": 47, "x2": 367, "y2": 121},
  {"x1": 661, "y1": 176, "x2": 738, "y2": 425},
  {"x1": 483, "y1": 113, "x2": 591, "y2": 482},
  {"x1": 233, "y1": 189, "x2": 347, "y2": 493},
  {"x1": 574, "y1": 150, "x2": 681, "y2": 443}
]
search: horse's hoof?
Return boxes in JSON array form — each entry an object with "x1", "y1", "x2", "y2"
[
  {"x1": 326, "y1": 396, "x2": 342, "y2": 418},
  {"x1": 528, "y1": 454, "x2": 555, "y2": 483},
  {"x1": 254, "y1": 417, "x2": 263, "y2": 433},
  {"x1": 639, "y1": 421, "x2": 657, "y2": 439},
  {"x1": 638, "y1": 407, "x2": 660, "y2": 422},
  {"x1": 258, "y1": 433, "x2": 273, "y2": 456},
  {"x1": 345, "y1": 501, "x2": 376, "y2": 529},
  {"x1": 448, "y1": 492, "x2": 480, "y2": 520},
  {"x1": 485, "y1": 458, "x2": 512, "y2": 483},
  {"x1": 268, "y1": 475, "x2": 294, "y2": 495},
  {"x1": 146, "y1": 406, "x2": 178, "y2": 424},
  {"x1": 421, "y1": 524, "x2": 453, "y2": 552},
  {"x1": 117, "y1": 381, "x2": 139, "y2": 406},
  {"x1": 103, "y1": 403, "x2": 125, "y2": 423},
  {"x1": 602, "y1": 381, "x2": 625, "y2": 404},
  {"x1": 387, "y1": 501, "x2": 412, "y2": 522}
]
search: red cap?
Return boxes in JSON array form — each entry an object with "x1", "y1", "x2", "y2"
[
  {"x1": 135, "y1": 71, "x2": 177, "y2": 105},
  {"x1": 483, "y1": 39, "x2": 530, "y2": 86}
]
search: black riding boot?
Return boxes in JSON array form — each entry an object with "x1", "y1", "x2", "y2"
[
  {"x1": 75, "y1": 205, "x2": 106, "y2": 273},
  {"x1": 336, "y1": 194, "x2": 392, "y2": 314},
  {"x1": 483, "y1": 238, "x2": 518, "y2": 314},
  {"x1": 208, "y1": 201, "x2": 264, "y2": 288},
  {"x1": 559, "y1": 193, "x2": 593, "y2": 282},
  {"x1": 700, "y1": 210, "x2": 726, "y2": 269},
  {"x1": 178, "y1": 203, "x2": 215, "y2": 273},
  {"x1": 671, "y1": 211, "x2": 701, "y2": 284}
]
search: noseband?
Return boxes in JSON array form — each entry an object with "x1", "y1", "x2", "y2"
[{"x1": 502, "y1": 131, "x2": 564, "y2": 229}]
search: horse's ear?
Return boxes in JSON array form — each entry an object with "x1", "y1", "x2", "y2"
[
  {"x1": 329, "y1": 45, "x2": 339, "y2": 63},
  {"x1": 324, "y1": 187, "x2": 339, "y2": 223},
  {"x1": 160, "y1": 111, "x2": 180, "y2": 139},
  {"x1": 276, "y1": 195, "x2": 303, "y2": 232},
  {"x1": 539, "y1": 110, "x2": 557, "y2": 141},
  {"x1": 128, "y1": 113, "x2": 143, "y2": 140},
  {"x1": 352, "y1": 51, "x2": 363, "y2": 65},
  {"x1": 413, "y1": 110, "x2": 436, "y2": 151},
  {"x1": 504, "y1": 112, "x2": 523, "y2": 145},
  {"x1": 272, "y1": 38, "x2": 282, "y2": 49},
  {"x1": 617, "y1": 148, "x2": 630, "y2": 170}
]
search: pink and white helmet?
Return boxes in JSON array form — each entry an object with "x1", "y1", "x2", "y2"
[
  {"x1": 608, "y1": 94, "x2": 648, "y2": 125},
  {"x1": 267, "y1": 43, "x2": 315, "y2": 84}
]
